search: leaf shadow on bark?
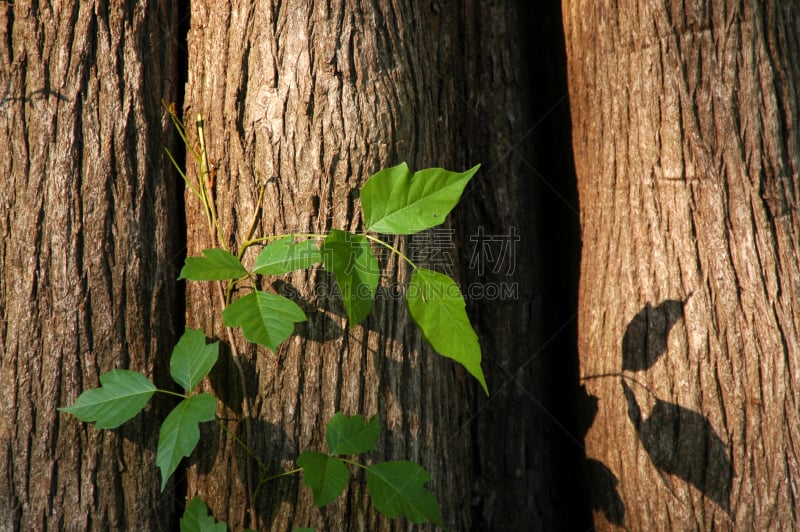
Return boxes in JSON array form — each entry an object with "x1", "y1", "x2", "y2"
[
  {"x1": 270, "y1": 276, "x2": 450, "y2": 474},
  {"x1": 182, "y1": 417, "x2": 297, "y2": 526},
  {"x1": 0, "y1": 86, "x2": 70, "y2": 110},
  {"x1": 271, "y1": 276, "x2": 415, "y2": 346},
  {"x1": 621, "y1": 380, "x2": 732, "y2": 514},
  {"x1": 207, "y1": 341, "x2": 260, "y2": 414},
  {"x1": 203, "y1": 279, "x2": 347, "y2": 414},
  {"x1": 186, "y1": 419, "x2": 221, "y2": 476},
  {"x1": 621, "y1": 299, "x2": 687, "y2": 372},
  {"x1": 576, "y1": 384, "x2": 626, "y2": 525},
  {"x1": 272, "y1": 278, "x2": 346, "y2": 343},
  {"x1": 234, "y1": 418, "x2": 298, "y2": 525}
]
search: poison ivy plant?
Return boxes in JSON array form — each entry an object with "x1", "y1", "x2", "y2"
[
  {"x1": 296, "y1": 451, "x2": 351, "y2": 507},
  {"x1": 297, "y1": 413, "x2": 444, "y2": 526},
  {"x1": 320, "y1": 229, "x2": 380, "y2": 325},
  {"x1": 367, "y1": 461, "x2": 442, "y2": 524},
  {"x1": 178, "y1": 248, "x2": 249, "y2": 281},
  {"x1": 60, "y1": 328, "x2": 220, "y2": 490},
  {"x1": 252, "y1": 237, "x2": 322, "y2": 275},
  {"x1": 157, "y1": 393, "x2": 217, "y2": 490},
  {"x1": 361, "y1": 162, "x2": 480, "y2": 234},
  {"x1": 221, "y1": 290, "x2": 307, "y2": 352},
  {"x1": 326, "y1": 411, "x2": 380, "y2": 454},
  {"x1": 407, "y1": 268, "x2": 488, "y2": 394},
  {"x1": 61, "y1": 107, "x2": 486, "y2": 530},
  {"x1": 176, "y1": 163, "x2": 488, "y2": 391},
  {"x1": 59, "y1": 370, "x2": 156, "y2": 429},
  {"x1": 171, "y1": 328, "x2": 220, "y2": 392}
]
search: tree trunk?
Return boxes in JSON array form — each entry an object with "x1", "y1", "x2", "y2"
[
  {"x1": 0, "y1": 1, "x2": 182, "y2": 529},
  {"x1": 182, "y1": 1, "x2": 590, "y2": 530},
  {"x1": 183, "y1": 2, "x2": 474, "y2": 529},
  {"x1": 564, "y1": 1, "x2": 800, "y2": 529}
]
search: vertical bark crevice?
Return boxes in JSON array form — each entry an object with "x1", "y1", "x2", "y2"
[
  {"x1": 452, "y1": 2, "x2": 591, "y2": 529},
  {"x1": 165, "y1": 1, "x2": 192, "y2": 526}
]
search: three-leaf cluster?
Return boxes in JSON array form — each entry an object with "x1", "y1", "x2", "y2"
[
  {"x1": 176, "y1": 414, "x2": 444, "y2": 530},
  {"x1": 60, "y1": 328, "x2": 219, "y2": 490},
  {"x1": 298, "y1": 413, "x2": 443, "y2": 526}
]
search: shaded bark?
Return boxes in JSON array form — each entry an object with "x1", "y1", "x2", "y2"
[
  {"x1": 0, "y1": 1, "x2": 182, "y2": 529},
  {"x1": 454, "y1": 2, "x2": 590, "y2": 529},
  {"x1": 564, "y1": 1, "x2": 800, "y2": 529}
]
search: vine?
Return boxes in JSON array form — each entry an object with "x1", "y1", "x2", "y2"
[{"x1": 60, "y1": 104, "x2": 487, "y2": 530}]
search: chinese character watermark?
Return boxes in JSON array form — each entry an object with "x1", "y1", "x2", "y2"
[
  {"x1": 409, "y1": 228, "x2": 456, "y2": 274},
  {"x1": 468, "y1": 226, "x2": 520, "y2": 276},
  {"x1": 307, "y1": 226, "x2": 520, "y2": 302}
]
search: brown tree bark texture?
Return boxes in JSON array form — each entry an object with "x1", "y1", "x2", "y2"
[
  {"x1": 565, "y1": 1, "x2": 800, "y2": 529},
  {"x1": 0, "y1": 2, "x2": 181, "y2": 529},
  {"x1": 182, "y1": 1, "x2": 574, "y2": 530},
  {"x1": 183, "y1": 2, "x2": 474, "y2": 530}
]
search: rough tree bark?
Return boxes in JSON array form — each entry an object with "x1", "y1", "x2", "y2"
[
  {"x1": 564, "y1": 1, "x2": 800, "y2": 529},
  {"x1": 0, "y1": 1, "x2": 596, "y2": 529},
  {"x1": 0, "y1": 2, "x2": 181, "y2": 529},
  {"x1": 182, "y1": 2, "x2": 473, "y2": 529},
  {"x1": 181, "y1": 1, "x2": 588, "y2": 530}
]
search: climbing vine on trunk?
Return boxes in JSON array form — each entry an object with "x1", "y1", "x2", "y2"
[{"x1": 61, "y1": 107, "x2": 486, "y2": 530}]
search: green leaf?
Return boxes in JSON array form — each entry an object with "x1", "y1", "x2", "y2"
[
  {"x1": 361, "y1": 163, "x2": 480, "y2": 235},
  {"x1": 326, "y1": 412, "x2": 380, "y2": 455},
  {"x1": 178, "y1": 248, "x2": 248, "y2": 281},
  {"x1": 157, "y1": 393, "x2": 216, "y2": 491},
  {"x1": 180, "y1": 496, "x2": 227, "y2": 532},
  {"x1": 222, "y1": 290, "x2": 307, "y2": 352},
  {"x1": 59, "y1": 370, "x2": 156, "y2": 429},
  {"x1": 321, "y1": 230, "x2": 379, "y2": 325},
  {"x1": 297, "y1": 451, "x2": 350, "y2": 507},
  {"x1": 407, "y1": 268, "x2": 488, "y2": 395},
  {"x1": 170, "y1": 328, "x2": 220, "y2": 392},
  {"x1": 366, "y1": 461, "x2": 443, "y2": 526},
  {"x1": 252, "y1": 237, "x2": 321, "y2": 275}
]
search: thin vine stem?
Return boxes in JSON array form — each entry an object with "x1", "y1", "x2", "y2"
[
  {"x1": 240, "y1": 232, "x2": 329, "y2": 249},
  {"x1": 340, "y1": 457, "x2": 369, "y2": 472},
  {"x1": 253, "y1": 467, "x2": 304, "y2": 500},
  {"x1": 239, "y1": 181, "x2": 267, "y2": 261},
  {"x1": 225, "y1": 232, "x2": 327, "y2": 305},
  {"x1": 196, "y1": 114, "x2": 225, "y2": 248},
  {"x1": 162, "y1": 100, "x2": 202, "y2": 166},
  {"x1": 259, "y1": 467, "x2": 303, "y2": 484},
  {"x1": 162, "y1": 101, "x2": 204, "y2": 201},
  {"x1": 157, "y1": 389, "x2": 189, "y2": 400},
  {"x1": 223, "y1": 183, "x2": 268, "y2": 305},
  {"x1": 364, "y1": 233, "x2": 418, "y2": 270},
  {"x1": 214, "y1": 418, "x2": 270, "y2": 474},
  {"x1": 190, "y1": 114, "x2": 259, "y2": 523}
]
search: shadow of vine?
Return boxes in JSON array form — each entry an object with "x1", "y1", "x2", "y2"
[{"x1": 620, "y1": 298, "x2": 732, "y2": 515}]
